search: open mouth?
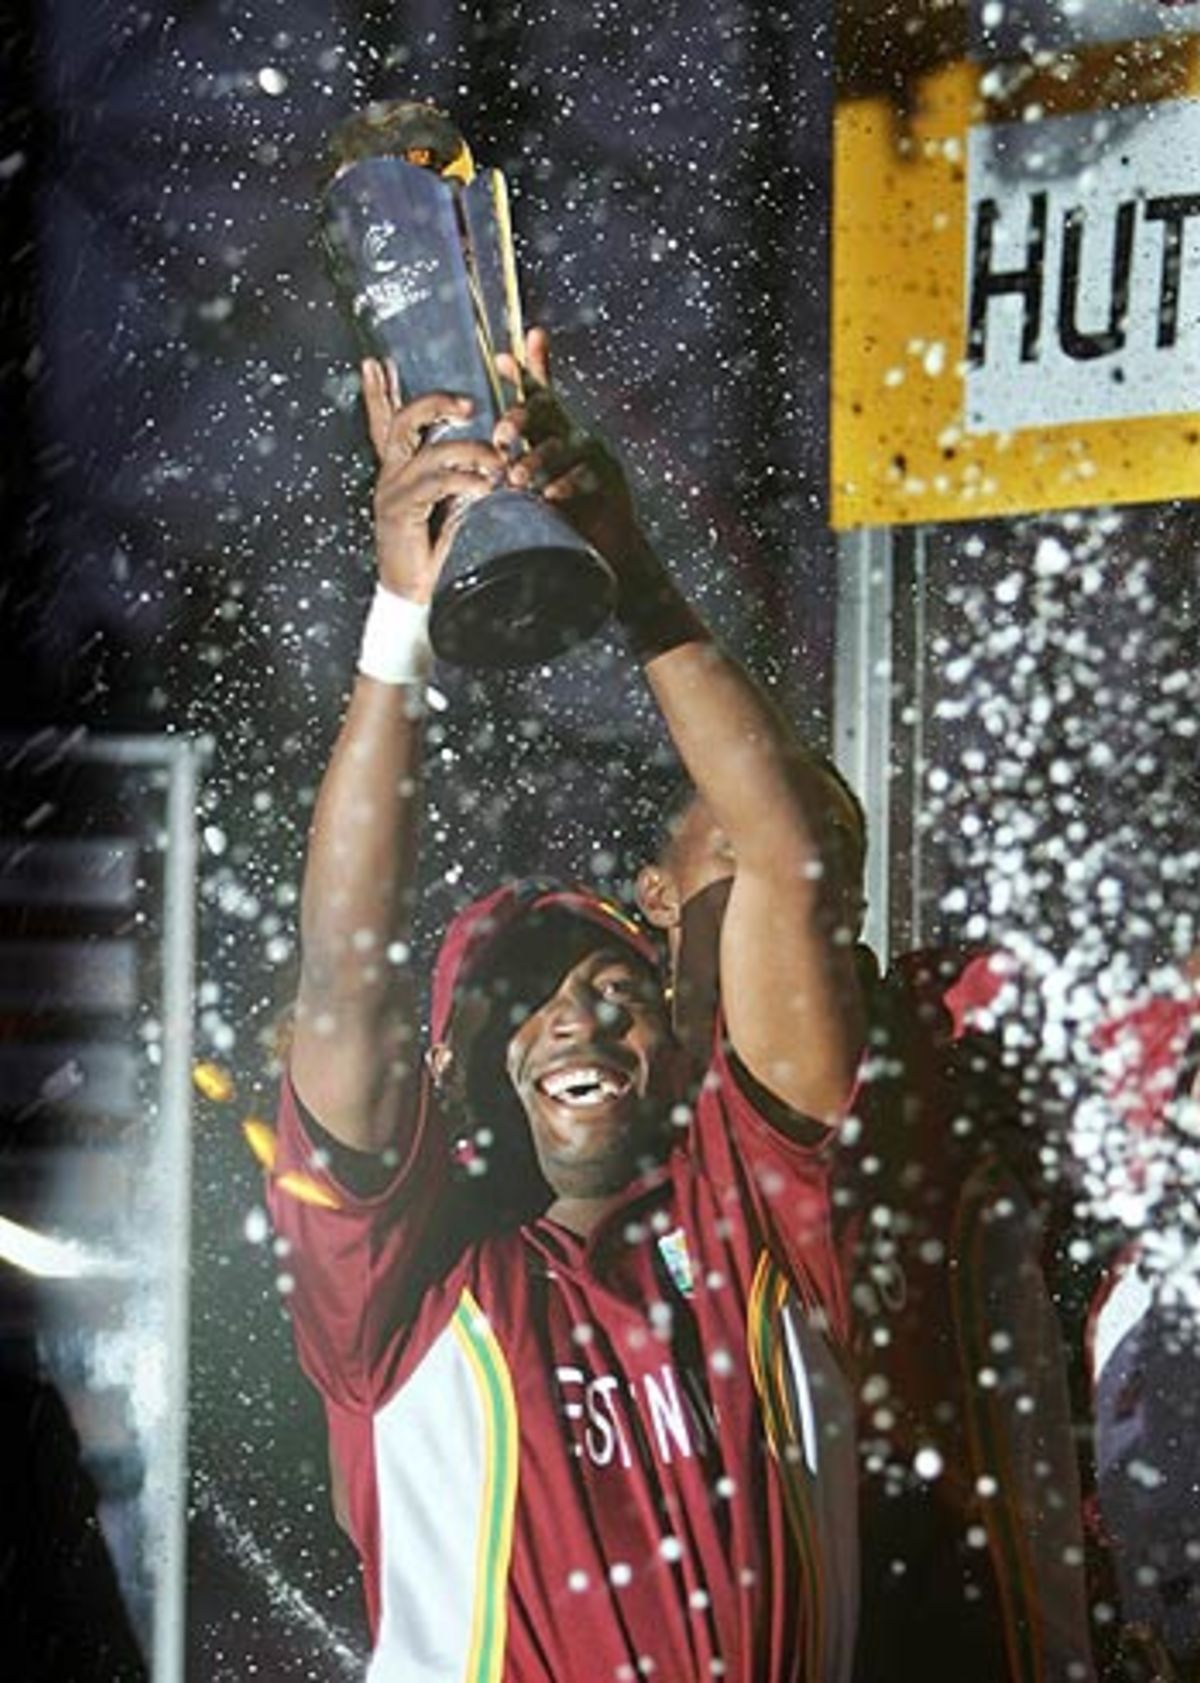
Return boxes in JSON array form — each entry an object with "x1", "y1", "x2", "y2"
[{"x1": 536, "y1": 1064, "x2": 634, "y2": 1109}]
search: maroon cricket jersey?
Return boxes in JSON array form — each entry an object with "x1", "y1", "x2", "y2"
[{"x1": 270, "y1": 1033, "x2": 858, "y2": 1683}]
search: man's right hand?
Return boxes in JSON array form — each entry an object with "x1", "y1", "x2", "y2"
[{"x1": 361, "y1": 360, "x2": 503, "y2": 603}]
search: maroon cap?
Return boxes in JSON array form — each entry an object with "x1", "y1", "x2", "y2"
[{"x1": 430, "y1": 878, "x2": 660, "y2": 1044}]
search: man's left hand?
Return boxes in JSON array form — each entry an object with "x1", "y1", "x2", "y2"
[{"x1": 493, "y1": 328, "x2": 644, "y2": 571}]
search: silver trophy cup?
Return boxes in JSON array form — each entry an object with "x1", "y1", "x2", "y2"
[{"x1": 323, "y1": 104, "x2": 615, "y2": 669}]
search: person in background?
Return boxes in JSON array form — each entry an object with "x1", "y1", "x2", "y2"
[
  {"x1": 1087, "y1": 952, "x2": 1200, "y2": 1681},
  {"x1": 635, "y1": 770, "x2": 1097, "y2": 1682}
]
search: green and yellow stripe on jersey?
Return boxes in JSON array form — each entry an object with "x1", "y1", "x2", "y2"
[
  {"x1": 451, "y1": 1289, "x2": 520, "y2": 1683},
  {"x1": 748, "y1": 1251, "x2": 825, "y2": 1681}
]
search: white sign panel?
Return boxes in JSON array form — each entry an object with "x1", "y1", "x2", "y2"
[
  {"x1": 973, "y1": 0, "x2": 1200, "y2": 56},
  {"x1": 964, "y1": 98, "x2": 1200, "y2": 433}
]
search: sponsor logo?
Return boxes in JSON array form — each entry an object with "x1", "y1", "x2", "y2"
[
  {"x1": 555, "y1": 1362, "x2": 716, "y2": 1470},
  {"x1": 355, "y1": 255, "x2": 440, "y2": 324}
]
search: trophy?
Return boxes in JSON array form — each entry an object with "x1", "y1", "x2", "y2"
[{"x1": 323, "y1": 102, "x2": 616, "y2": 669}]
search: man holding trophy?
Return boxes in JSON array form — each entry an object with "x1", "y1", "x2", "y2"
[{"x1": 269, "y1": 103, "x2": 865, "y2": 1681}]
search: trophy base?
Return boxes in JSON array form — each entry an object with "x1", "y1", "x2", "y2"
[{"x1": 429, "y1": 489, "x2": 616, "y2": 669}]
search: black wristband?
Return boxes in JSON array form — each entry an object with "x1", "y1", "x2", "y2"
[{"x1": 617, "y1": 572, "x2": 708, "y2": 661}]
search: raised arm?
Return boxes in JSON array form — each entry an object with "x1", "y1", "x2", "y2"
[
  {"x1": 290, "y1": 365, "x2": 500, "y2": 1152},
  {"x1": 499, "y1": 332, "x2": 864, "y2": 1124},
  {"x1": 629, "y1": 564, "x2": 864, "y2": 1123}
]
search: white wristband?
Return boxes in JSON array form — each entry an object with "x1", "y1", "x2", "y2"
[{"x1": 358, "y1": 585, "x2": 433, "y2": 687}]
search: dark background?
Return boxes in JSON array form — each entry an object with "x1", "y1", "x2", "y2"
[{"x1": 2, "y1": 3, "x2": 843, "y2": 1673}]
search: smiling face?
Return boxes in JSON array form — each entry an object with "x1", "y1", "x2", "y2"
[{"x1": 503, "y1": 942, "x2": 678, "y2": 1202}]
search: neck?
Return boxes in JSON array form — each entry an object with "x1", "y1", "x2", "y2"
[
  {"x1": 673, "y1": 881, "x2": 727, "y2": 1061},
  {"x1": 544, "y1": 1190, "x2": 630, "y2": 1239}
]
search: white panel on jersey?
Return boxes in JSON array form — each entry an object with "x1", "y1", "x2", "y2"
[
  {"x1": 778, "y1": 1296, "x2": 860, "y2": 1683},
  {"x1": 370, "y1": 1314, "x2": 499, "y2": 1683}
]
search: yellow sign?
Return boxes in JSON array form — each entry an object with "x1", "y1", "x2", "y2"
[{"x1": 832, "y1": 37, "x2": 1200, "y2": 527}]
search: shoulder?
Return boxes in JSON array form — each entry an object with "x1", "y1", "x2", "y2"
[
  {"x1": 698, "y1": 1024, "x2": 843, "y2": 1146},
  {"x1": 677, "y1": 1023, "x2": 843, "y2": 1209}
]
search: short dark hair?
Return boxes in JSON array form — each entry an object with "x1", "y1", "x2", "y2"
[
  {"x1": 809, "y1": 751, "x2": 869, "y2": 876},
  {"x1": 651, "y1": 755, "x2": 868, "y2": 879},
  {"x1": 649, "y1": 773, "x2": 701, "y2": 865}
]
